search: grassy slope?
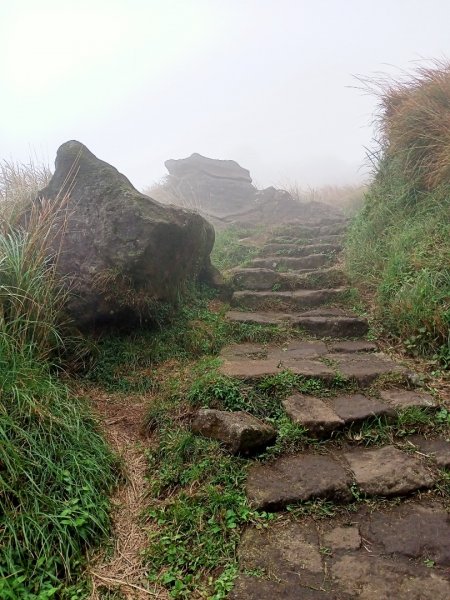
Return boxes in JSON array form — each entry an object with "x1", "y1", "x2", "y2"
[
  {"x1": 345, "y1": 64, "x2": 450, "y2": 365},
  {"x1": 0, "y1": 183, "x2": 119, "y2": 597}
]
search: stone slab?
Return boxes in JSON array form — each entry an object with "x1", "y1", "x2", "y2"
[
  {"x1": 260, "y1": 242, "x2": 341, "y2": 257},
  {"x1": 220, "y1": 343, "x2": 268, "y2": 360},
  {"x1": 332, "y1": 554, "x2": 450, "y2": 600},
  {"x1": 231, "y1": 268, "x2": 279, "y2": 291},
  {"x1": 220, "y1": 359, "x2": 280, "y2": 379},
  {"x1": 380, "y1": 389, "x2": 438, "y2": 410},
  {"x1": 282, "y1": 394, "x2": 344, "y2": 434},
  {"x1": 268, "y1": 340, "x2": 328, "y2": 360},
  {"x1": 328, "y1": 340, "x2": 378, "y2": 353},
  {"x1": 332, "y1": 353, "x2": 406, "y2": 385},
  {"x1": 246, "y1": 454, "x2": 352, "y2": 510},
  {"x1": 344, "y1": 445, "x2": 435, "y2": 496},
  {"x1": 367, "y1": 503, "x2": 450, "y2": 566},
  {"x1": 250, "y1": 253, "x2": 330, "y2": 270},
  {"x1": 231, "y1": 288, "x2": 348, "y2": 311},
  {"x1": 294, "y1": 316, "x2": 369, "y2": 338},
  {"x1": 407, "y1": 436, "x2": 450, "y2": 468},
  {"x1": 225, "y1": 310, "x2": 295, "y2": 325},
  {"x1": 330, "y1": 394, "x2": 394, "y2": 424}
]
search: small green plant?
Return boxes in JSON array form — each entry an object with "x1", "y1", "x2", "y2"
[{"x1": 145, "y1": 425, "x2": 274, "y2": 597}]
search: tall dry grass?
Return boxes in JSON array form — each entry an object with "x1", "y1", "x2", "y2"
[
  {"x1": 346, "y1": 61, "x2": 450, "y2": 363},
  {"x1": 363, "y1": 60, "x2": 450, "y2": 190}
]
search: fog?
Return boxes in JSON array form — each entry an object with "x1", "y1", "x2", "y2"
[{"x1": 1, "y1": 0, "x2": 450, "y2": 190}]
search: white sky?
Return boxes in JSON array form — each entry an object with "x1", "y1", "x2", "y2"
[{"x1": 1, "y1": 0, "x2": 450, "y2": 190}]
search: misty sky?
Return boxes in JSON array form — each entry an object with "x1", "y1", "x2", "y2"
[{"x1": 1, "y1": 0, "x2": 450, "y2": 191}]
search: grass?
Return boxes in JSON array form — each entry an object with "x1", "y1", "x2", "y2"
[
  {"x1": 0, "y1": 161, "x2": 119, "y2": 597},
  {"x1": 211, "y1": 226, "x2": 260, "y2": 271},
  {"x1": 346, "y1": 62, "x2": 450, "y2": 365},
  {"x1": 0, "y1": 350, "x2": 117, "y2": 599}
]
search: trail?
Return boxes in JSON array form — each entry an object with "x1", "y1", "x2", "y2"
[
  {"x1": 221, "y1": 216, "x2": 450, "y2": 599},
  {"x1": 86, "y1": 388, "x2": 167, "y2": 600}
]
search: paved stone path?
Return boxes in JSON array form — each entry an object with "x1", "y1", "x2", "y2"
[{"x1": 211, "y1": 216, "x2": 449, "y2": 597}]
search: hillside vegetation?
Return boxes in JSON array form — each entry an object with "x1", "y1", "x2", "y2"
[
  {"x1": 346, "y1": 63, "x2": 450, "y2": 364},
  {"x1": 0, "y1": 164, "x2": 118, "y2": 598}
]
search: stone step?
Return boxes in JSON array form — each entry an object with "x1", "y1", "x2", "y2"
[
  {"x1": 259, "y1": 242, "x2": 342, "y2": 258},
  {"x1": 231, "y1": 288, "x2": 349, "y2": 311},
  {"x1": 268, "y1": 233, "x2": 344, "y2": 245},
  {"x1": 231, "y1": 267, "x2": 349, "y2": 291},
  {"x1": 219, "y1": 342, "x2": 406, "y2": 385},
  {"x1": 282, "y1": 389, "x2": 438, "y2": 437},
  {"x1": 274, "y1": 221, "x2": 348, "y2": 238},
  {"x1": 246, "y1": 444, "x2": 438, "y2": 511},
  {"x1": 250, "y1": 253, "x2": 331, "y2": 270},
  {"x1": 230, "y1": 500, "x2": 450, "y2": 599},
  {"x1": 226, "y1": 308, "x2": 369, "y2": 337}
]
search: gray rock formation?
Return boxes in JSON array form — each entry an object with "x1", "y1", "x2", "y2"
[
  {"x1": 162, "y1": 153, "x2": 345, "y2": 227},
  {"x1": 164, "y1": 153, "x2": 257, "y2": 219},
  {"x1": 38, "y1": 141, "x2": 217, "y2": 327}
]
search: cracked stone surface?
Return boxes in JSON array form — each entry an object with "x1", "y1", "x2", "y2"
[
  {"x1": 366, "y1": 503, "x2": 450, "y2": 566},
  {"x1": 231, "y1": 502, "x2": 450, "y2": 599},
  {"x1": 343, "y1": 445, "x2": 435, "y2": 496}
]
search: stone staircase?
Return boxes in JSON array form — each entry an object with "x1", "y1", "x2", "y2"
[{"x1": 217, "y1": 217, "x2": 450, "y2": 598}]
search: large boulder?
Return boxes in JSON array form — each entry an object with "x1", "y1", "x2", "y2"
[{"x1": 38, "y1": 141, "x2": 217, "y2": 327}]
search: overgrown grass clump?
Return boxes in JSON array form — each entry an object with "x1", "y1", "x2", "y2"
[
  {"x1": 0, "y1": 349, "x2": 117, "y2": 599},
  {"x1": 346, "y1": 62, "x2": 450, "y2": 364},
  {"x1": 0, "y1": 166, "x2": 118, "y2": 597},
  {"x1": 211, "y1": 226, "x2": 259, "y2": 271}
]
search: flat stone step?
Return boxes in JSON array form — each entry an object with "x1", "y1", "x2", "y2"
[
  {"x1": 225, "y1": 309, "x2": 369, "y2": 337},
  {"x1": 274, "y1": 221, "x2": 348, "y2": 238},
  {"x1": 247, "y1": 454, "x2": 353, "y2": 510},
  {"x1": 246, "y1": 444, "x2": 437, "y2": 511},
  {"x1": 230, "y1": 501, "x2": 450, "y2": 599},
  {"x1": 250, "y1": 253, "x2": 331, "y2": 270},
  {"x1": 219, "y1": 343, "x2": 406, "y2": 385},
  {"x1": 268, "y1": 233, "x2": 344, "y2": 245},
  {"x1": 259, "y1": 242, "x2": 342, "y2": 257},
  {"x1": 231, "y1": 267, "x2": 349, "y2": 291},
  {"x1": 231, "y1": 288, "x2": 349, "y2": 311},
  {"x1": 281, "y1": 389, "x2": 437, "y2": 437}
]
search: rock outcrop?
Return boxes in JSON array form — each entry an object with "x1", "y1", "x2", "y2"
[
  {"x1": 38, "y1": 141, "x2": 217, "y2": 327},
  {"x1": 162, "y1": 153, "x2": 344, "y2": 227},
  {"x1": 164, "y1": 153, "x2": 257, "y2": 219}
]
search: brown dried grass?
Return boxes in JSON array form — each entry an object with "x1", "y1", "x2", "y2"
[{"x1": 361, "y1": 59, "x2": 450, "y2": 190}]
